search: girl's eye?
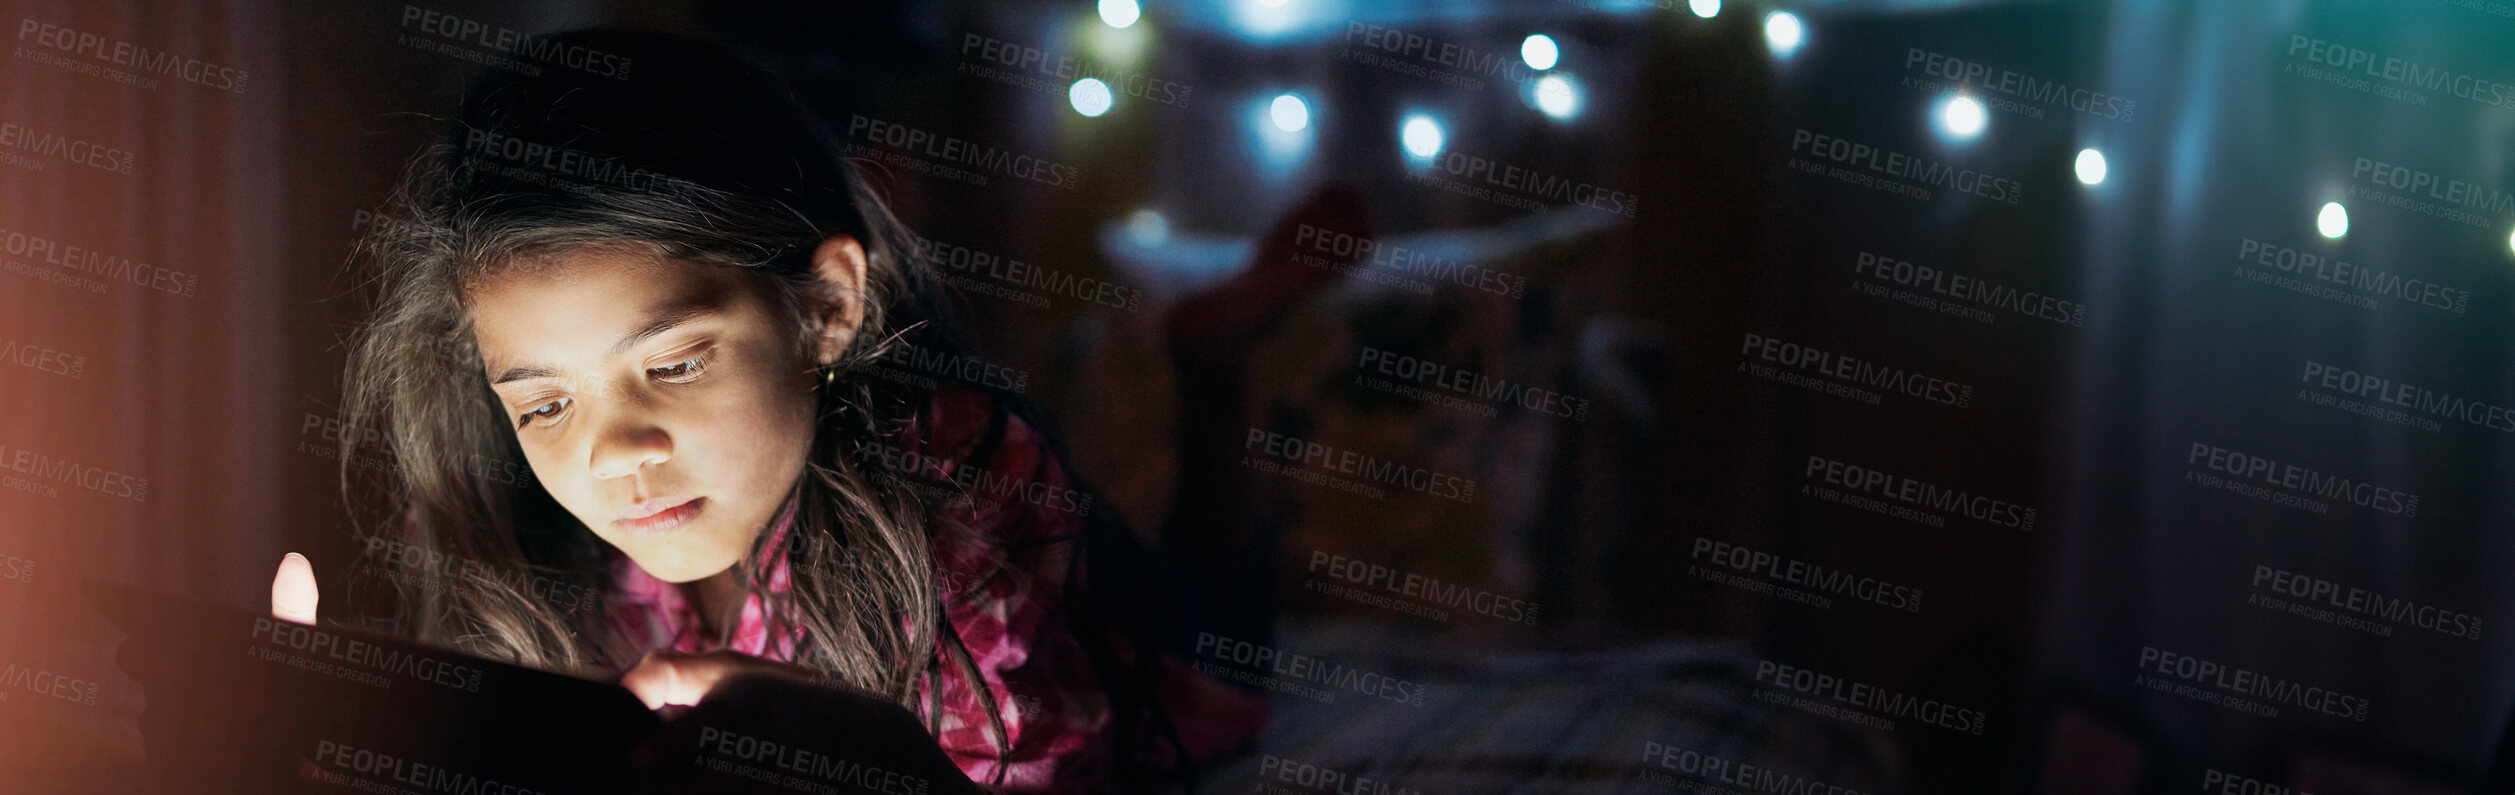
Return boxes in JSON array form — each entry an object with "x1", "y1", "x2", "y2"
[
  {"x1": 649, "y1": 350, "x2": 712, "y2": 384},
  {"x1": 517, "y1": 397, "x2": 571, "y2": 429}
]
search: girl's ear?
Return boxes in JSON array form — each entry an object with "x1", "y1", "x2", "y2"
[{"x1": 807, "y1": 234, "x2": 870, "y2": 366}]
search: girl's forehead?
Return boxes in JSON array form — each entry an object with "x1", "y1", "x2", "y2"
[
  {"x1": 465, "y1": 243, "x2": 671, "y2": 289},
  {"x1": 466, "y1": 251, "x2": 763, "y2": 369},
  {"x1": 466, "y1": 246, "x2": 758, "y2": 310}
]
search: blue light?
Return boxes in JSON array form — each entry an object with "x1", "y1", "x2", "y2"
[
  {"x1": 1534, "y1": 74, "x2": 1581, "y2": 120},
  {"x1": 1521, "y1": 35, "x2": 1559, "y2": 71},
  {"x1": 2319, "y1": 202, "x2": 2349, "y2": 239},
  {"x1": 1270, "y1": 94, "x2": 1310, "y2": 132},
  {"x1": 1127, "y1": 209, "x2": 1170, "y2": 247},
  {"x1": 1938, "y1": 94, "x2": 1986, "y2": 140},
  {"x1": 1230, "y1": 0, "x2": 1299, "y2": 38},
  {"x1": 1069, "y1": 78, "x2": 1114, "y2": 117},
  {"x1": 1764, "y1": 11, "x2": 1804, "y2": 58},
  {"x1": 1251, "y1": 93, "x2": 1314, "y2": 171},
  {"x1": 1098, "y1": 0, "x2": 1140, "y2": 28},
  {"x1": 2075, "y1": 149, "x2": 2108, "y2": 185},
  {"x1": 1401, "y1": 114, "x2": 1444, "y2": 160}
]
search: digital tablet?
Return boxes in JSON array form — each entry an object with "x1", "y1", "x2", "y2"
[{"x1": 85, "y1": 579, "x2": 659, "y2": 794}]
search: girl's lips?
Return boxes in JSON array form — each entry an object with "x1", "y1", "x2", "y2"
[{"x1": 615, "y1": 496, "x2": 705, "y2": 537}]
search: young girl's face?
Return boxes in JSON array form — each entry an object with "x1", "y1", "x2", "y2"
[{"x1": 466, "y1": 248, "x2": 819, "y2": 583}]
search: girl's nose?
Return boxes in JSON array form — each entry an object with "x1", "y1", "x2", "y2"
[{"x1": 589, "y1": 412, "x2": 673, "y2": 479}]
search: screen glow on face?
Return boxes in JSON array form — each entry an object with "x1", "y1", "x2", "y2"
[{"x1": 469, "y1": 249, "x2": 819, "y2": 583}]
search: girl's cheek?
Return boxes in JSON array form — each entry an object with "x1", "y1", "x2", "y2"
[
  {"x1": 514, "y1": 443, "x2": 593, "y2": 519},
  {"x1": 712, "y1": 354, "x2": 816, "y2": 434}
]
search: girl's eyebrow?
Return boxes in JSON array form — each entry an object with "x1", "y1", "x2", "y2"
[
  {"x1": 491, "y1": 364, "x2": 559, "y2": 386},
  {"x1": 606, "y1": 298, "x2": 724, "y2": 359},
  {"x1": 490, "y1": 296, "x2": 727, "y2": 386}
]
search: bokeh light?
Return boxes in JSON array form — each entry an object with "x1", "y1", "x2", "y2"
[
  {"x1": 1521, "y1": 35, "x2": 1559, "y2": 71},
  {"x1": 1401, "y1": 114, "x2": 1445, "y2": 160},
  {"x1": 1068, "y1": 78, "x2": 1113, "y2": 117}
]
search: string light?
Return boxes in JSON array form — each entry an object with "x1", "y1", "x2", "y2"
[
  {"x1": 1401, "y1": 114, "x2": 1444, "y2": 159},
  {"x1": 1097, "y1": 0, "x2": 1139, "y2": 28},
  {"x1": 2075, "y1": 149, "x2": 2108, "y2": 185},
  {"x1": 1764, "y1": 11, "x2": 1804, "y2": 57},
  {"x1": 1521, "y1": 35, "x2": 1559, "y2": 71},
  {"x1": 1069, "y1": 78, "x2": 1113, "y2": 117},
  {"x1": 1939, "y1": 94, "x2": 1986, "y2": 139},
  {"x1": 1270, "y1": 94, "x2": 1310, "y2": 132},
  {"x1": 1534, "y1": 75, "x2": 1581, "y2": 120}
]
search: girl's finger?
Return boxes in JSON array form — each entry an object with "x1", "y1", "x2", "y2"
[
  {"x1": 271, "y1": 552, "x2": 319, "y2": 624},
  {"x1": 621, "y1": 650, "x2": 724, "y2": 710}
]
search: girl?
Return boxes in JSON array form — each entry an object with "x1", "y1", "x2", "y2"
[{"x1": 276, "y1": 27, "x2": 1262, "y2": 793}]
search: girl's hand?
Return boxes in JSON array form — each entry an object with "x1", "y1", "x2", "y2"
[
  {"x1": 631, "y1": 671, "x2": 986, "y2": 795},
  {"x1": 270, "y1": 552, "x2": 320, "y2": 623},
  {"x1": 620, "y1": 652, "x2": 987, "y2": 793},
  {"x1": 620, "y1": 648, "x2": 825, "y2": 710}
]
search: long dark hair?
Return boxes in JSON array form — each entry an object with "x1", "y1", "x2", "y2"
[{"x1": 335, "y1": 28, "x2": 1196, "y2": 787}]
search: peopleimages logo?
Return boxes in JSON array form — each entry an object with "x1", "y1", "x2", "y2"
[
  {"x1": 0, "y1": 662, "x2": 99, "y2": 706},
  {"x1": 398, "y1": 5, "x2": 633, "y2": 79},
  {"x1": 1690, "y1": 537, "x2": 1924, "y2": 613},
  {"x1": 2, "y1": 336, "x2": 85, "y2": 380},
  {"x1": 909, "y1": 232, "x2": 1143, "y2": 312},
  {"x1": 1853, "y1": 251, "x2": 2084, "y2": 326},
  {"x1": 0, "y1": 225, "x2": 201, "y2": 298},
  {"x1": 250, "y1": 617, "x2": 485, "y2": 693},
  {"x1": 2201, "y1": 770, "x2": 2308, "y2": 795},
  {"x1": 0, "y1": 441, "x2": 148, "y2": 502},
  {"x1": 845, "y1": 114, "x2": 1080, "y2": 190},
  {"x1": 1245, "y1": 429, "x2": 1478, "y2": 503},
  {"x1": 2136, "y1": 646, "x2": 2369, "y2": 722},
  {"x1": 850, "y1": 436, "x2": 1094, "y2": 517},
  {"x1": 1755, "y1": 659, "x2": 1988, "y2": 734},
  {"x1": 1295, "y1": 224, "x2": 1525, "y2": 297},
  {"x1": 1427, "y1": 148, "x2": 1640, "y2": 217},
  {"x1": 462, "y1": 127, "x2": 670, "y2": 193},
  {"x1": 2345, "y1": 155, "x2": 2515, "y2": 231},
  {"x1": 1343, "y1": 22, "x2": 1539, "y2": 86},
  {"x1": 1306, "y1": 551, "x2": 1538, "y2": 625},
  {"x1": 1790, "y1": 129, "x2": 2023, "y2": 205},
  {"x1": 1739, "y1": 332, "x2": 1974, "y2": 408},
  {"x1": 2351, "y1": 157, "x2": 2515, "y2": 217},
  {"x1": 1804, "y1": 454, "x2": 2037, "y2": 531},
  {"x1": 1257, "y1": 755, "x2": 1421, "y2": 795},
  {"x1": 1636, "y1": 740, "x2": 1873, "y2": 795},
  {"x1": 15, "y1": 18, "x2": 249, "y2": 91},
  {"x1": 2299, "y1": 360, "x2": 2515, "y2": 433},
  {"x1": 0, "y1": 120, "x2": 135, "y2": 175},
  {"x1": 2251, "y1": 565, "x2": 2481, "y2": 641},
  {"x1": 312, "y1": 740, "x2": 551, "y2": 795},
  {"x1": 887, "y1": 339, "x2": 1029, "y2": 394},
  {"x1": 1358, "y1": 345, "x2": 1590, "y2": 420},
  {"x1": 2186, "y1": 442, "x2": 2420, "y2": 517},
  {"x1": 2288, "y1": 35, "x2": 2515, "y2": 110},
  {"x1": 1902, "y1": 47, "x2": 2135, "y2": 121},
  {"x1": 696, "y1": 727, "x2": 930, "y2": 795},
  {"x1": 960, "y1": 32, "x2": 1189, "y2": 108},
  {"x1": 1193, "y1": 632, "x2": 1428, "y2": 706},
  {"x1": 2233, "y1": 237, "x2": 2470, "y2": 314},
  {"x1": 362, "y1": 536, "x2": 600, "y2": 616}
]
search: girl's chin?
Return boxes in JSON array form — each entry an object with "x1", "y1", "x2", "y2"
[
  {"x1": 628, "y1": 551, "x2": 744, "y2": 584},
  {"x1": 605, "y1": 534, "x2": 747, "y2": 583}
]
